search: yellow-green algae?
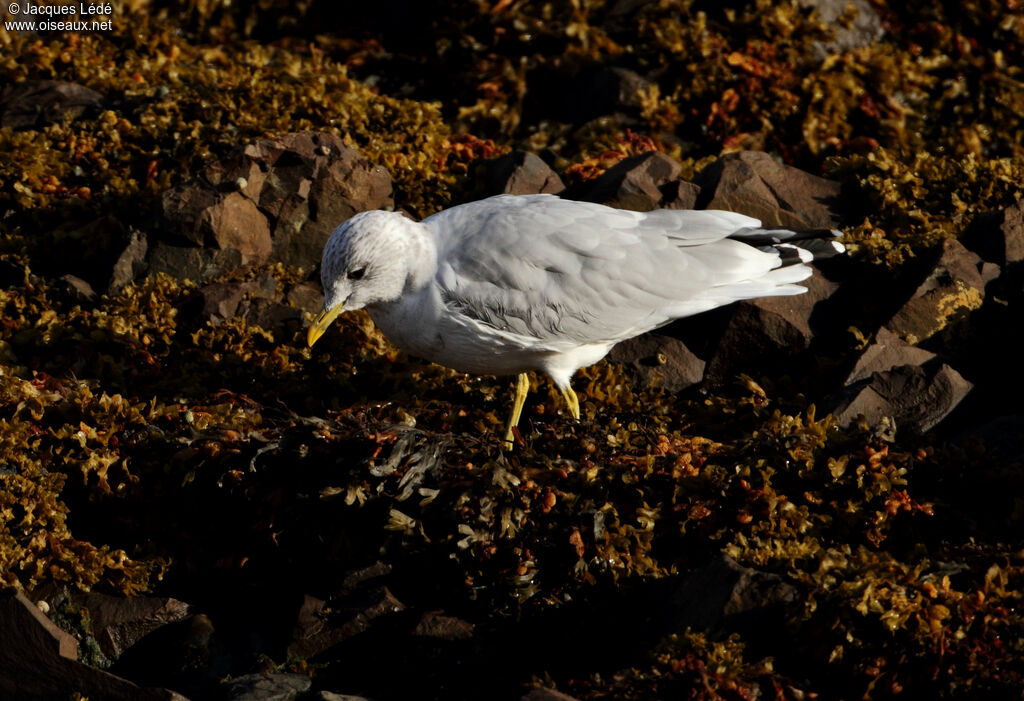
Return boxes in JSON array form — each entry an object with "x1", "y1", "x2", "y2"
[{"x1": 1, "y1": 0, "x2": 1023, "y2": 697}]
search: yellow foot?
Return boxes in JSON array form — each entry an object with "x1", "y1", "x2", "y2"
[
  {"x1": 503, "y1": 372, "x2": 530, "y2": 449},
  {"x1": 560, "y1": 385, "x2": 580, "y2": 421}
]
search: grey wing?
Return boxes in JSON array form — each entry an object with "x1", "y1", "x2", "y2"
[{"x1": 424, "y1": 194, "x2": 788, "y2": 350}]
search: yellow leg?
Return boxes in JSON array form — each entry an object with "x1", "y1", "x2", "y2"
[
  {"x1": 503, "y1": 372, "x2": 530, "y2": 448},
  {"x1": 560, "y1": 385, "x2": 580, "y2": 421}
]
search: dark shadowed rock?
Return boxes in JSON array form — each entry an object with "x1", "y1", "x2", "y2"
[
  {"x1": 608, "y1": 333, "x2": 705, "y2": 393},
  {"x1": 72, "y1": 593, "x2": 191, "y2": 660},
  {"x1": 825, "y1": 361, "x2": 973, "y2": 435},
  {"x1": 701, "y1": 268, "x2": 839, "y2": 385},
  {"x1": 670, "y1": 555, "x2": 799, "y2": 633},
  {"x1": 314, "y1": 693, "x2": 377, "y2": 701},
  {"x1": 412, "y1": 610, "x2": 475, "y2": 640},
  {"x1": 479, "y1": 151, "x2": 565, "y2": 196},
  {"x1": 57, "y1": 216, "x2": 131, "y2": 292},
  {"x1": 659, "y1": 179, "x2": 701, "y2": 210},
  {"x1": 885, "y1": 238, "x2": 999, "y2": 344},
  {"x1": 521, "y1": 689, "x2": 582, "y2": 701},
  {"x1": 287, "y1": 587, "x2": 405, "y2": 660},
  {"x1": 694, "y1": 151, "x2": 847, "y2": 228},
  {"x1": 798, "y1": 0, "x2": 884, "y2": 56},
  {"x1": 110, "y1": 613, "x2": 226, "y2": 696},
  {"x1": 287, "y1": 282, "x2": 325, "y2": 315},
  {"x1": 148, "y1": 242, "x2": 244, "y2": 284},
  {"x1": 240, "y1": 297, "x2": 305, "y2": 331},
  {"x1": 155, "y1": 132, "x2": 393, "y2": 281},
  {"x1": 55, "y1": 274, "x2": 97, "y2": 307},
  {"x1": 220, "y1": 673, "x2": 311, "y2": 701},
  {"x1": 0, "y1": 80, "x2": 106, "y2": 129},
  {"x1": 578, "y1": 151, "x2": 684, "y2": 212},
  {"x1": 0, "y1": 589, "x2": 186, "y2": 701},
  {"x1": 525, "y1": 65, "x2": 651, "y2": 125},
  {"x1": 196, "y1": 281, "x2": 251, "y2": 325},
  {"x1": 962, "y1": 198, "x2": 1024, "y2": 273},
  {"x1": 846, "y1": 328, "x2": 936, "y2": 385},
  {"x1": 954, "y1": 414, "x2": 1024, "y2": 463},
  {"x1": 0, "y1": 260, "x2": 27, "y2": 287},
  {"x1": 108, "y1": 230, "x2": 149, "y2": 293}
]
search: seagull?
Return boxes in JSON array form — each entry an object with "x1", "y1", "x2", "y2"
[{"x1": 307, "y1": 193, "x2": 842, "y2": 447}]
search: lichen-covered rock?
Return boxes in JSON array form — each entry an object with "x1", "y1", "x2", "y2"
[{"x1": 885, "y1": 238, "x2": 999, "y2": 344}]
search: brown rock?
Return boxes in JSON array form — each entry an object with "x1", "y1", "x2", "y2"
[
  {"x1": 962, "y1": 198, "x2": 1024, "y2": 270},
  {"x1": 55, "y1": 274, "x2": 97, "y2": 306},
  {"x1": 72, "y1": 593, "x2": 191, "y2": 660},
  {"x1": 287, "y1": 282, "x2": 325, "y2": 314},
  {"x1": 158, "y1": 188, "x2": 271, "y2": 265},
  {"x1": 220, "y1": 673, "x2": 312, "y2": 701},
  {"x1": 412, "y1": 611, "x2": 475, "y2": 640},
  {"x1": 479, "y1": 151, "x2": 565, "y2": 196},
  {"x1": 287, "y1": 587, "x2": 405, "y2": 660},
  {"x1": 0, "y1": 589, "x2": 186, "y2": 700},
  {"x1": 148, "y1": 242, "x2": 244, "y2": 284},
  {"x1": 108, "y1": 230, "x2": 149, "y2": 293},
  {"x1": 608, "y1": 333, "x2": 705, "y2": 392},
  {"x1": 886, "y1": 238, "x2": 998, "y2": 344},
  {"x1": 206, "y1": 192, "x2": 273, "y2": 264},
  {"x1": 845, "y1": 328, "x2": 936, "y2": 385},
  {"x1": 239, "y1": 297, "x2": 304, "y2": 331},
  {"x1": 659, "y1": 179, "x2": 701, "y2": 210},
  {"x1": 670, "y1": 555, "x2": 799, "y2": 632},
  {"x1": 156, "y1": 132, "x2": 393, "y2": 280},
  {"x1": 694, "y1": 151, "x2": 846, "y2": 228},
  {"x1": 110, "y1": 613, "x2": 219, "y2": 694},
  {"x1": 701, "y1": 268, "x2": 839, "y2": 385},
  {"x1": 0, "y1": 80, "x2": 106, "y2": 129},
  {"x1": 580, "y1": 151, "x2": 683, "y2": 211},
  {"x1": 827, "y1": 361, "x2": 973, "y2": 434}
]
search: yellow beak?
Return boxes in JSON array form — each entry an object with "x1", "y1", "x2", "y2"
[{"x1": 307, "y1": 305, "x2": 344, "y2": 347}]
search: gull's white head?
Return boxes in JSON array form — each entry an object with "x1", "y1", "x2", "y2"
[{"x1": 307, "y1": 210, "x2": 426, "y2": 347}]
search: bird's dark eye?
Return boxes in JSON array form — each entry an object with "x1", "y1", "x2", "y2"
[{"x1": 347, "y1": 267, "x2": 366, "y2": 280}]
